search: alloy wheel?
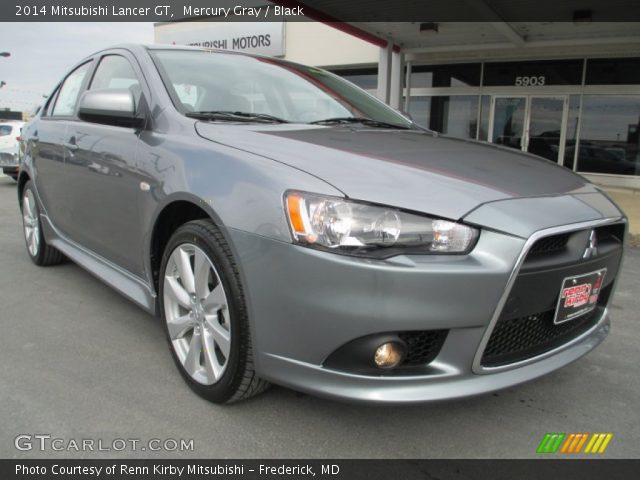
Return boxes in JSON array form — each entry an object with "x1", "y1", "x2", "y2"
[
  {"x1": 22, "y1": 189, "x2": 40, "y2": 257},
  {"x1": 163, "y1": 244, "x2": 231, "y2": 385}
]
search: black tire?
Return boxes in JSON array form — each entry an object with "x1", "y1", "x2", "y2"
[
  {"x1": 21, "y1": 180, "x2": 65, "y2": 266},
  {"x1": 159, "y1": 219, "x2": 269, "y2": 404}
]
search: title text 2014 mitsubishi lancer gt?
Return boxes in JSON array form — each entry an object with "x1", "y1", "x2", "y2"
[{"x1": 18, "y1": 45, "x2": 626, "y2": 404}]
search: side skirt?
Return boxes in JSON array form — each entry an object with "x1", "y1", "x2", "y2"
[{"x1": 40, "y1": 214, "x2": 158, "y2": 315}]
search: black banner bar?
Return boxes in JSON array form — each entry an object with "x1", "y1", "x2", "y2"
[
  {"x1": 2, "y1": 0, "x2": 640, "y2": 22},
  {"x1": 2, "y1": 459, "x2": 640, "y2": 480}
]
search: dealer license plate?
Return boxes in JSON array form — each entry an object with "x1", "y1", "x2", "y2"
[{"x1": 554, "y1": 268, "x2": 607, "y2": 324}]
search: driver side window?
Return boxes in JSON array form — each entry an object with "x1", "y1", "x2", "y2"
[{"x1": 90, "y1": 55, "x2": 142, "y2": 109}]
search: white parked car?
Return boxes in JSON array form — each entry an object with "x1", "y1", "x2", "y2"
[{"x1": 0, "y1": 120, "x2": 25, "y2": 181}]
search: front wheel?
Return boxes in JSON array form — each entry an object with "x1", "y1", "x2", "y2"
[
  {"x1": 21, "y1": 181, "x2": 64, "y2": 266},
  {"x1": 159, "y1": 219, "x2": 269, "y2": 403}
]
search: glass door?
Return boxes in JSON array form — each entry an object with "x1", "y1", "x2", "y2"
[
  {"x1": 490, "y1": 95, "x2": 568, "y2": 164},
  {"x1": 491, "y1": 96, "x2": 527, "y2": 151},
  {"x1": 526, "y1": 96, "x2": 567, "y2": 163}
]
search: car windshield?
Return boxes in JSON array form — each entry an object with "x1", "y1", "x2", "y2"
[{"x1": 150, "y1": 49, "x2": 414, "y2": 128}]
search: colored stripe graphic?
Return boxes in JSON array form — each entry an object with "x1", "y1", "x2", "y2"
[
  {"x1": 584, "y1": 433, "x2": 613, "y2": 454},
  {"x1": 539, "y1": 433, "x2": 613, "y2": 454},
  {"x1": 537, "y1": 433, "x2": 566, "y2": 453},
  {"x1": 560, "y1": 433, "x2": 589, "y2": 453}
]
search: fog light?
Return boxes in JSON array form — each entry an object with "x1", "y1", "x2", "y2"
[{"x1": 374, "y1": 342, "x2": 404, "y2": 369}]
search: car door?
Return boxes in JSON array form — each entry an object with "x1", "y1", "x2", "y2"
[
  {"x1": 32, "y1": 61, "x2": 93, "y2": 235},
  {"x1": 63, "y1": 52, "x2": 147, "y2": 277}
]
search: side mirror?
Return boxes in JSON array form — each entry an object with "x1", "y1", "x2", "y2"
[{"x1": 78, "y1": 89, "x2": 142, "y2": 127}]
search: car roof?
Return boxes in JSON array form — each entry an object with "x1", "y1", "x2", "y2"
[{"x1": 85, "y1": 43, "x2": 276, "y2": 62}]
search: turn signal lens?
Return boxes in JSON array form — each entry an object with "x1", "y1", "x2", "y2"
[
  {"x1": 286, "y1": 193, "x2": 306, "y2": 234},
  {"x1": 374, "y1": 342, "x2": 404, "y2": 369}
]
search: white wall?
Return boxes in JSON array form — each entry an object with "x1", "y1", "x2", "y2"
[
  {"x1": 283, "y1": 22, "x2": 378, "y2": 67},
  {"x1": 154, "y1": 21, "x2": 379, "y2": 69}
]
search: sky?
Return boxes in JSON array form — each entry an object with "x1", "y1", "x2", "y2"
[{"x1": 0, "y1": 22, "x2": 154, "y2": 112}]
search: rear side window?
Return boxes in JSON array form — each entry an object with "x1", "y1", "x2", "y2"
[
  {"x1": 0, "y1": 125, "x2": 12, "y2": 136},
  {"x1": 52, "y1": 62, "x2": 92, "y2": 117}
]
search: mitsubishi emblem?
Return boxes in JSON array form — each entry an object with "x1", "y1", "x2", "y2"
[{"x1": 583, "y1": 230, "x2": 598, "y2": 259}]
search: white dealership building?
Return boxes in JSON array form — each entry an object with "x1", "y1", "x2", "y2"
[{"x1": 155, "y1": 17, "x2": 640, "y2": 189}]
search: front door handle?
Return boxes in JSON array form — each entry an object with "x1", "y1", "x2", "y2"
[{"x1": 64, "y1": 137, "x2": 78, "y2": 152}]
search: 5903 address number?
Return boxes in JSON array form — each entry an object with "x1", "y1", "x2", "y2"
[{"x1": 515, "y1": 76, "x2": 546, "y2": 86}]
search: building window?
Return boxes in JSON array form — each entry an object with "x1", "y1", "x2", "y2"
[
  {"x1": 409, "y1": 95, "x2": 479, "y2": 139},
  {"x1": 332, "y1": 68, "x2": 378, "y2": 90},
  {"x1": 491, "y1": 97, "x2": 526, "y2": 149},
  {"x1": 575, "y1": 95, "x2": 640, "y2": 176},
  {"x1": 411, "y1": 63, "x2": 481, "y2": 88},
  {"x1": 483, "y1": 60, "x2": 583, "y2": 86},
  {"x1": 585, "y1": 58, "x2": 640, "y2": 85},
  {"x1": 563, "y1": 95, "x2": 581, "y2": 170},
  {"x1": 478, "y1": 95, "x2": 490, "y2": 141},
  {"x1": 407, "y1": 96, "x2": 431, "y2": 129}
]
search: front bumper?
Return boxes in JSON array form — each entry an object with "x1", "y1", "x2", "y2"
[
  {"x1": 259, "y1": 315, "x2": 609, "y2": 404},
  {"x1": 228, "y1": 197, "x2": 625, "y2": 404}
]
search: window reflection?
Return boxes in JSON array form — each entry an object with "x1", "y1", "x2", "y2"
[
  {"x1": 409, "y1": 95, "x2": 478, "y2": 139},
  {"x1": 575, "y1": 96, "x2": 640, "y2": 175},
  {"x1": 527, "y1": 97, "x2": 564, "y2": 163},
  {"x1": 407, "y1": 96, "x2": 431, "y2": 129},
  {"x1": 478, "y1": 95, "x2": 490, "y2": 141},
  {"x1": 563, "y1": 95, "x2": 581, "y2": 170},
  {"x1": 333, "y1": 68, "x2": 378, "y2": 90},
  {"x1": 492, "y1": 97, "x2": 525, "y2": 150},
  {"x1": 411, "y1": 64, "x2": 481, "y2": 88}
]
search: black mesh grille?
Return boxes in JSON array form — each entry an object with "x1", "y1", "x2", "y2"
[
  {"x1": 481, "y1": 308, "x2": 600, "y2": 367},
  {"x1": 596, "y1": 223, "x2": 626, "y2": 245},
  {"x1": 399, "y1": 330, "x2": 448, "y2": 366},
  {"x1": 481, "y1": 223, "x2": 623, "y2": 368},
  {"x1": 527, "y1": 233, "x2": 571, "y2": 256}
]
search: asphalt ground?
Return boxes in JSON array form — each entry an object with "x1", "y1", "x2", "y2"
[{"x1": 0, "y1": 175, "x2": 638, "y2": 459}]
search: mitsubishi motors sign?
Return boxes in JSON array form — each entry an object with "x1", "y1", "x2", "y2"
[{"x1": 155, "y1": 22, "x2": 285, "y2": 57}]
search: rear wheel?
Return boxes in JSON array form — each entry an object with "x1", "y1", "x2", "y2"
[
  {"x1": 159, "y1": 219, "x2": 269, "y2": 403},
  {"x1": 21, "y1": 181, "x2": 64, "y2": 266}
]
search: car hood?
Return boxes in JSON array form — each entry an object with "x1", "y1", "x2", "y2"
[{"x1": 195, "y1": 123, "x2": 597, "y2": 220}]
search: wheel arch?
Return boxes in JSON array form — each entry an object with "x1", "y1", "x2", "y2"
[
  {"x1": 147, "y1": 193, "x2": 240, "y2": 297},
  {"x1": 147, "y1": 193, "x2": 265, "y2": 380}
]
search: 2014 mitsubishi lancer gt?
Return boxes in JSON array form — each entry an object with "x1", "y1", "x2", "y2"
[{"x1": 18, "y1": 45, "x2": 627, "y2": 404}]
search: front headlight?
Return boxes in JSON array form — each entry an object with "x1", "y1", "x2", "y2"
[{"x1": 285, "y1": 191, "x2": 479, "y2": 257}]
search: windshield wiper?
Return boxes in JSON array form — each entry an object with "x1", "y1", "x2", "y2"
[
  {"x1": 186, "y1": 111, "x2": 289, "y2": 124},
  {"x1": 309, "y1": 117, "x2": 411, "y2": 129}
]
